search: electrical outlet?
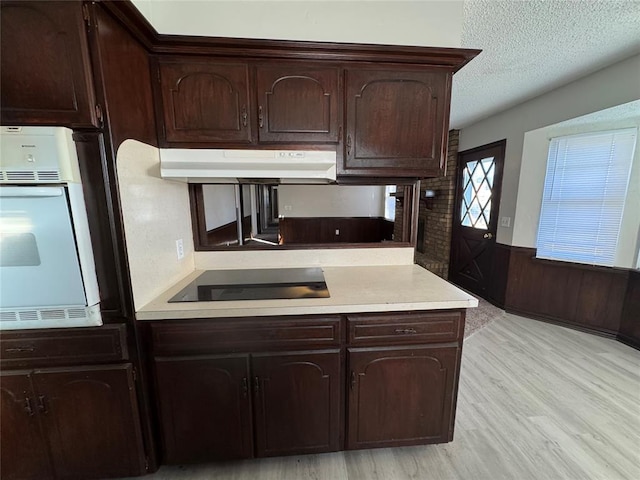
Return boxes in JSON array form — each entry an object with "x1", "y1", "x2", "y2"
[
  {"x1": 335, "y1": 229, "x2": 340, "y2": 235},
  {"x1": 176, "y1": 239, "x2": 184, "y2": 260},
  {"x1": 500, "y1": 216, "x2": 511, "y2": 228}
]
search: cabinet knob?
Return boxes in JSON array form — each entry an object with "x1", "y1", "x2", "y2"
[
  {"x1": 242, "y1": 106, "x2": 248, "y2": 128},
  {"x1": 483, "y1": 232, "x2": 494, "y2": 239},
  {"x1": 241, "y1": 377, "x2": 248, "y2": 398},
  {"x1": 23, "y1": 397, "x2": 34, "y2": 417},
  {"x1": 37, "y1": 395, "x2": 48, "y2": 414},
  {"x1": 258, "y1": 106, "x2": 264, "y2": 128},
  {"x1": 394, "y1": 328, "x2": 417, "y2": 335},
  {"x1": 6, "y1": 346, "x2": 35, "y2": 353}
]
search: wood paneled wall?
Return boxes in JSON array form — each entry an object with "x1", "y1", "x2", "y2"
[
  {"x1": 279, "y1": 217, "x2": 393, "y2": 244},
  {"x1": 618, "y1": 270, "x2": 640, "y2": 349},
  {"x1": 503, "y1": 246, "x2": 634, "y2": 342}
]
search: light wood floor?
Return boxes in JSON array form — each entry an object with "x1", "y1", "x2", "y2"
[{"x1": 132, "y1": 314, "x2": 640, "y2": 480}]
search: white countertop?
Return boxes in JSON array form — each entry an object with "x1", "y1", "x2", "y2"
[{"x1": 136, "y1": 264, "x2": 478, "y2": 320}]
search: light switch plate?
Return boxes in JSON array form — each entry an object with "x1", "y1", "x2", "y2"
[
  {"x1": 176, "y1": 239, "x2": 184, "y2": 259},
  {"x1": 500, "y1": 216, "x2": 511, "y2": 228}
]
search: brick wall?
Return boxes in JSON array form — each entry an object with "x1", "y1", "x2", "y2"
[{"x1": 415, "y1": 130, "x2": 459, "y2": 278}]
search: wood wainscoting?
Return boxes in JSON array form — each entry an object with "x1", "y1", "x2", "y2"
[
  {"x1": 619, "y1": 269, "x2": 640, "y2": 349},
  {"x1": 494, "y1": 245, "x2": 638, "y2": 349},
  {"x1": 279, "y1": 217, "x2": 394, "y2": 244}
]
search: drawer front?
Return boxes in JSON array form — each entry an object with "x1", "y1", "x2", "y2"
[
  {"x1": 0, "y1": 324, "x2": 128, "y2": 368},
  {"x1": 347, "y1": 311, "x2": 463, "y2": 346},
  {"x1": 150, "y1": 316, "x2": 342, "y2": 355}
]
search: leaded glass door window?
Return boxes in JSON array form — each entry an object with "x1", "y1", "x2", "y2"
[{"x1": 460, "y1": 157, "x2": 495, "y2": 229}]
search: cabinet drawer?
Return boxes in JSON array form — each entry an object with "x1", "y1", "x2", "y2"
[
  {"x1": 150, "y1": 316, "x2": 342, "y2": 355},
  {"x1": 347, "y1": 311, "x2": 463, "y2": 346},
  {"x1": 0, "y1": 324, "x2": 128, "y2": 368}
]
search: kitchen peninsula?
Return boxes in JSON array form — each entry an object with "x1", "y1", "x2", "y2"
[{"x1": 135, "y1": 259, "x2": 477, "y2": 463}]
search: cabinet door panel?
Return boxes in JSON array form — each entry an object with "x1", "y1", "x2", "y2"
[
  {"x1": 0, "y1": 371, "x2": 52, "y2": 480},
  {"x1": 347, "y1": 345, "x2": 460, "y2": 449},
  {"x1": 155, "y1": 355, "x2": 253, "y2": 463},
  {"x1": 32, "y1": 364, "x2": 145, "y2": 479},
  {"x1": 252, "y1": 349, "x2": 341, "y2": 456},
  {"x1": 256, "y1": 65, "x2": 340, "y2": 143},
  {"x1": 344, "y1": 69, "x2": 448, "y2": 177},
  {"x1": 0, "y1": 1, "x2": 97, "y2": 127},
  {"x1": 158, "y1": 60, "x2": 252, "y2": 144}
]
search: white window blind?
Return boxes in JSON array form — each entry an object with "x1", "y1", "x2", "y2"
[{"x1": 536, "y1": 128, "x2": 637, "y2": 267}]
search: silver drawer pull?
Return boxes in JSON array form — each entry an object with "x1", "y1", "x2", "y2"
[
  {"x1": 6, "y1": 346, "x2": 35, "y2": 353},
  {"x1": 394, "y1": 328, "x2": 417, "y2": 335}
]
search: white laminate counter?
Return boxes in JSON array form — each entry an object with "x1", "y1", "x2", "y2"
[{"x1": 136, "y1": 265, "x2": 478, "y2": 320}]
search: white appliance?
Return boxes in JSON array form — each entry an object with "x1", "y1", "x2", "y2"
[
  {"x1": 159, "y1": 148, "x2": 337, "y2": 184},
  {"x1": 0, "y1": 126, "x2": 102, "y2": 330}
]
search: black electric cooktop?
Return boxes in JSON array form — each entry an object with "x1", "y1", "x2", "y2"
[{"x1": 168, "y1": 267, "x2": 330, "y2": 302}]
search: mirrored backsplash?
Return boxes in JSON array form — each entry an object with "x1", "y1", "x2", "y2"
[{"x1": 197, "y1": 183, "x2": 413, "y2": 249}]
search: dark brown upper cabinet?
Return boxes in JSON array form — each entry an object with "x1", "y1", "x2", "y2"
[
  {"x1": 0, "y1": 1, "x2": 98, "y2": 128},
  {"x1": 342, "y1": 68, "x2": 449, "y2": 178},
  {"x1": 155, "y1": 58, "x2": 252, "y2": 144},
  {"x1": 255, "y1": 64, "x2": 341, "y2": 143}
]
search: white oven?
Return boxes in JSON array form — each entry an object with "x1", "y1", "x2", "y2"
[{"x1": 0, "y1": 127, "x2": 101, "y2": 329}]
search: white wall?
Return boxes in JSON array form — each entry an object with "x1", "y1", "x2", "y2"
[
  {"x1": 516, "y1": 115, "x2": 640, "y2": 268},
  {"x1": 116, "y1": 140, "x2": 195, "y2": 310},
  {"x1": 278, "y1": 185, "x2": 385, "y2": 218},
  {"x1": 202, "y1": 184, "x2": 236, "y2": 230},
  {"x1": 459, "y1": 54, "x2": 640, "y2": 246},
  {"x1": 131, "y1": 1, "x2": 463, "y2": 48}
]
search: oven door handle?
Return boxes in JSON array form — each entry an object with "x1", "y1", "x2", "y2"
[{"x1": 0, "y1": 187, "x2": 64, "y2": 198}]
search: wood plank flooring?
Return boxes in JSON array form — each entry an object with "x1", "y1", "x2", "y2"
[{"x1": 130, "y1": 314, "x2": 640, "y2": 480}]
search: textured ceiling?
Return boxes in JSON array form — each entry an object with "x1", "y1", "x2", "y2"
[
  {"x1": 549, "y1": 99, "x2": 640, "y2": 128},
  {"x1": 451, "y1": 0, "x2": 640, "y2": 128}
]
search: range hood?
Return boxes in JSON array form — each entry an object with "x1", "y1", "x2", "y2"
[{"x1": 159, "y1": 149, "x2": 337, "y2": 184}]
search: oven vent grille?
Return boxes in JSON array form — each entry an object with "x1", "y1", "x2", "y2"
[
  {"x1": 35, "y1": 170, "x2": 61, "y2": 181},
  {"x1": 18, "y1": 310, "x2": 39, "y2": 321},
  {"x1": 41, "y1": 309, "x2": 66, "y2": 320},
  {"x1": 0, "y1": 169, "x2": 61, "y2": 183},
  {"x1": 0, "y1": 312, "x2": 17, "y2": 321},
  {"x1": 67, "y1": 308, "x2": 87, "y2": 319},
  {"x1": 0, "y1": 306, "x2": 101, "y2": 330}
]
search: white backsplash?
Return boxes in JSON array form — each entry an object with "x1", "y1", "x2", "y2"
[
  {"x1": 194, "y1": 247, "x2": 414, "y2": 270},
  {"x1": 116, "y1": 140, "x2": 195, "y2": 310}
]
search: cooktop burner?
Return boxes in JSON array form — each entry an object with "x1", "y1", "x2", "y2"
[{"x1": 168, "y1": 267, "x2": 330, "y2": 302}]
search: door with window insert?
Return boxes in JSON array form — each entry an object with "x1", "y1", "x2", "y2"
[{"x1": 449, "y1": 140, "x2": 505, "y2": 298}]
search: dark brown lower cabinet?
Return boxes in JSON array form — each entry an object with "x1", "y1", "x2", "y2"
[
  {"x1": 0, "y1": 364, "x2": 145, "y2": 480},
  {"x1": 150, "y1": 311, "x2": 466, "y2": 465},
  {"x1": 154, "y1": 349, "x2": 342, "y2": 463},
  {"x1": 154, "y1": 355, "x2": 253, "y2": 463},
  {"x1": 347, "y1": 344, "x2": 460, "y2": 449},
  {"x1": 1, "y1": 371, "x2": 53, "y2": 480},
  {"x1": 252, "y1": 350, "x2": 341, "y2": 457}
]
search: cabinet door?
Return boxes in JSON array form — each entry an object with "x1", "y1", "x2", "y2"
[
  {"x1": 0, "y1": 371, "x2": 53, "y2": 480},
  {"x1": 0, "y1": 1, "x2": 97, "y2": 127},
  {"x1": 347, "y1": 344, "x2": 460, "y2": 449},
  {"x1": 157, "y1": 60, "x2": 252, "y2": 144},
  {"x1": 31, "y1": 364, "x2": 145, "y2": 479},
  {"x1": 344, "y1": 68, "x2": 449, "y2": 177},
  {"x1": 252, "y1": 349, "x2": 341, "y2": 457},
  {"x1": 154, "y1": 355, "x2": 253, "y2": 463},
  {"x1": 255, "y1": 64, "x2": 341, "y2": 143}
]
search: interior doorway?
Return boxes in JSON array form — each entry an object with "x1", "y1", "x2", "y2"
[{"x1": 449, "y1": 140, "x2": 506, "y2": 299}]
